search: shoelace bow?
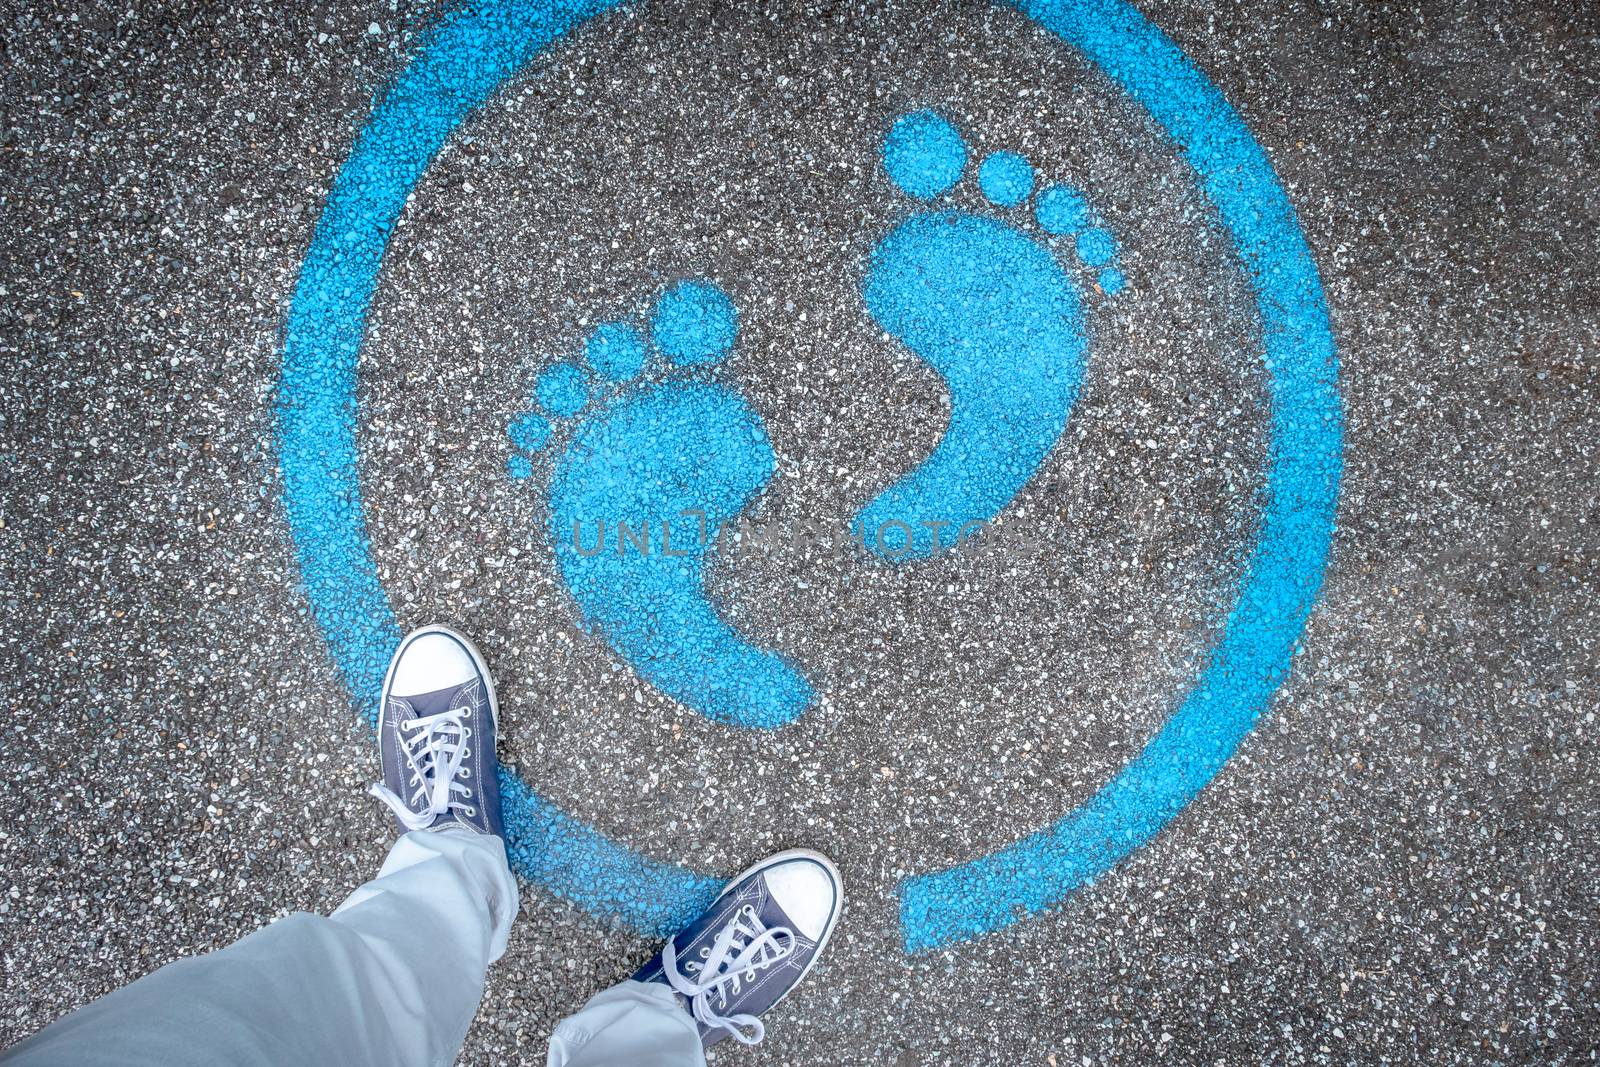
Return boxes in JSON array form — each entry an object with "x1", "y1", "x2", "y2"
[
  {"x1": 369, "y1": 703, "x2": 477, "y2": 831},
  {"x1": 663, "y1": 902, "x2": 797, "y2": 1046}
]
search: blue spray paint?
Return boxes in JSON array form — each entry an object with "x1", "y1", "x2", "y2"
[
  {"x1": 585, "y1": 322, "x2": 647, "y2": 381},
  {"x1": 535, "y1": 362, "x2": 591, "y2": 416},
  {"x1": 649, "y1": 280, "x2": 739, "y2": 365},
  {"x1": 858, "y1": 117, "x2": 1126, "y2": 560},
  {"x1": 977, "y1": 150, "x2": 1036, "y2": 207},
  {"x1": 897, "y1": 0, "x2": 1342, "y2": 951},
  {"x1": 1074, "y1": 227, "x2": 1118, "y2": 267},
  {"x1": 550, "y1": 384, "x2": 811, "y2": 729},
  {"x1": 276, "y1": 0, "x2": 1339, "y2": 951},
  {"x1": 881, "y1": 110, "x2": 968, "y2": 200},
  {"x1": 860, "y1": 210, "x2": 1087, "y2": 558},
  {"x1": 276, "y1": 0, "x2": 723, "y2": 936},
  {"x1": 1035, "y1": 183, "x2": 1091, "y2": 233},
  {"x1": 508, "y1": 281, "x2": 814, "y2": 729},
  {"x1": 508, "y1": 411, "x2": 554, "y2": 452}
]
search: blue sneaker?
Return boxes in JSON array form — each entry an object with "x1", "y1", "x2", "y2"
[
  {"x1": 635, "y1": 850, "x2": 843, "y2": 1049},
  {"x1": 368, "y1": 625, "x2": 503, "y2": 837}
]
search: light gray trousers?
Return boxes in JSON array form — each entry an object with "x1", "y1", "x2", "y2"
[{"x1": 4, "y1": 830, "x2": 706, "y2": 1067}]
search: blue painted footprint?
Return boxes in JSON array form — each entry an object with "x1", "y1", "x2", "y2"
[
  {"x1": 859, "y1": 109, "x2": 1128, "y2": 560},
  {"x1": 505, "y1": 280, "x2": 814, "y2": 730}
]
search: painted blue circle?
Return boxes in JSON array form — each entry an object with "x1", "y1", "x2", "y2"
[
  {"x1": 506, "y1": 453, "x2": 534, "y2": 480},
  {"x1": 899, "y1": 0, "x2": 1342, "y2": 952},
  {"x1": 277, "y1": 0, "x2": 723, "y2": 941},
  {"x1": 1035, "y1": 183, "x2": 1091, "y2": 234},
  {"x1": 1098, "y1": 266, "x2": 1127, "y2": 295},
  {"x1": 535, "y1": 361, "x2": 589, "y2": 416},
  {"x1": 978, "y1": 150, "x2": 1035, "y2": 207},
  {"x1": 650, "y1": 280, "x2": 738, "y2": 365},
  {"x1": 585, "y1": 322, "x2": 646, "y2": 381},
  {"x1": 1075, "y1": 227, "x2": 1117, "y2": 267},
  {"x1": 278, "y1": 0, "x2": 1341, "y2": 953},
  {"x1": 882, "y1": 109, "x2": 967, "y2": 200}
]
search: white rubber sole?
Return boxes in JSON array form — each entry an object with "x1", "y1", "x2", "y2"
[
  {"x1": 380, "y1": 624, "x2": 500, "y2": 735},
  {"x1": 714, "y1": 847, "x2": 844, "y2": 1014}
]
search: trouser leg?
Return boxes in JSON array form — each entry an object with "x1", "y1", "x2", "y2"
[
  {"x1": 546, "y1": 979, "x2": 707, "y2": 1067},
  {"x1": 5, "y1": 829, "x2": 518, "y2": 1067}
]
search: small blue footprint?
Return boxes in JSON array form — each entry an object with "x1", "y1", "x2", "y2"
[
  {"x1": 859, "y1": 110, "x2": 1128, "y2": 560},
  {"x1": 505, "y1": 280, "x2": 814, "y2": 730}
]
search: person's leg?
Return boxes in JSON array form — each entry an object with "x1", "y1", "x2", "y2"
[
  {"x1": 546, "y1": 980, "x2": 708, "y2": 1067},
  {"x1": 5, "y1": 829, "x2": 517, "y2": 1067},
  {"x1": 5, "y1": 626, "x2": 514, "y2": 1067},
  {"x1": 546, "y1": 851, "x2": 843, "y2": 1067}
]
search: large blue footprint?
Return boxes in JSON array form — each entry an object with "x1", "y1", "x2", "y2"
[
  {"x1": 506, "y1": 280, "x2": 814, "y2": 730},
  {"x1": 859, "y1": 110, "x2": 1127, "y2": 560}
]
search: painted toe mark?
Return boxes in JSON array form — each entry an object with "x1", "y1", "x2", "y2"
[
  {"x1": 1035, "y1": 183, "x2": 1090, "y2": 234},
  {"x1": 536, "y1": 362, "x2": 590, "y2": 416},
  {"x1": 1075, "y1": 227, "x2": 1118, "y2": 268},
  {"x1": 508, "y1": 412, "x2": 553, "y2": 452},
  {"x1": 978, "y1": 151, "x2": 1035, "y2": 207},
  {"x1": 650, "y1": 281, "x2": 738, "y2": 366},
  {"x1": 586, "y1": 322, "x2": 647, "y2": 381},
  {"x1": 883, "y1": 110, "x2": 968, "y2": 200}
]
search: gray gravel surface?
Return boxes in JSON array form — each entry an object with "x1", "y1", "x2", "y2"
[{"x1": 2, "y1": 0, "x2": 1598, "y2": 1063}]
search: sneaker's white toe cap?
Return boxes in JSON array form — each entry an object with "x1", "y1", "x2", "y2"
[
  {"x1": 764, "y1": 858, "x2": 839, "y2": 941},
  {"x1": 390, "y1": 630, "x2": 479, "y2": 696}
]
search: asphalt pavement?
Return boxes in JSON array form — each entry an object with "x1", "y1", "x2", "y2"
[{"x1": 2, "y1": 0, "x2": 1597, "y2": 1062}]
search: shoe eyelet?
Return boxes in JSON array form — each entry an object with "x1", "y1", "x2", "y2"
[
  {"x1": 699, "y1": 947, "x2": 711, "y2": 958},
  {"x1": 461, "y1": 748, "x2": 470, "y2": 759},
  {"x1": 460, "y1": 768, "x2": 471, "y2": 779},
  {"x1": 464, "y1": 807, "x2": 476, "y2": 817}
]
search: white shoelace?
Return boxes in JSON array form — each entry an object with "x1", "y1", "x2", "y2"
[
  {"x1": 368, "y1": 704, "x2": 477, "y2": 831},
  {"x1": 662, "y1": 902, "x2": 798, "y2": 1046}
]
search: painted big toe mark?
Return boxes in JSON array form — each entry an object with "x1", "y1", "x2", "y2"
[
  {"x1": 861, "y1": 110, "x2": 1127, "y2": 560},
  {"x1": 505, "y1": 280, "x2": 814, "y2": 730}
]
